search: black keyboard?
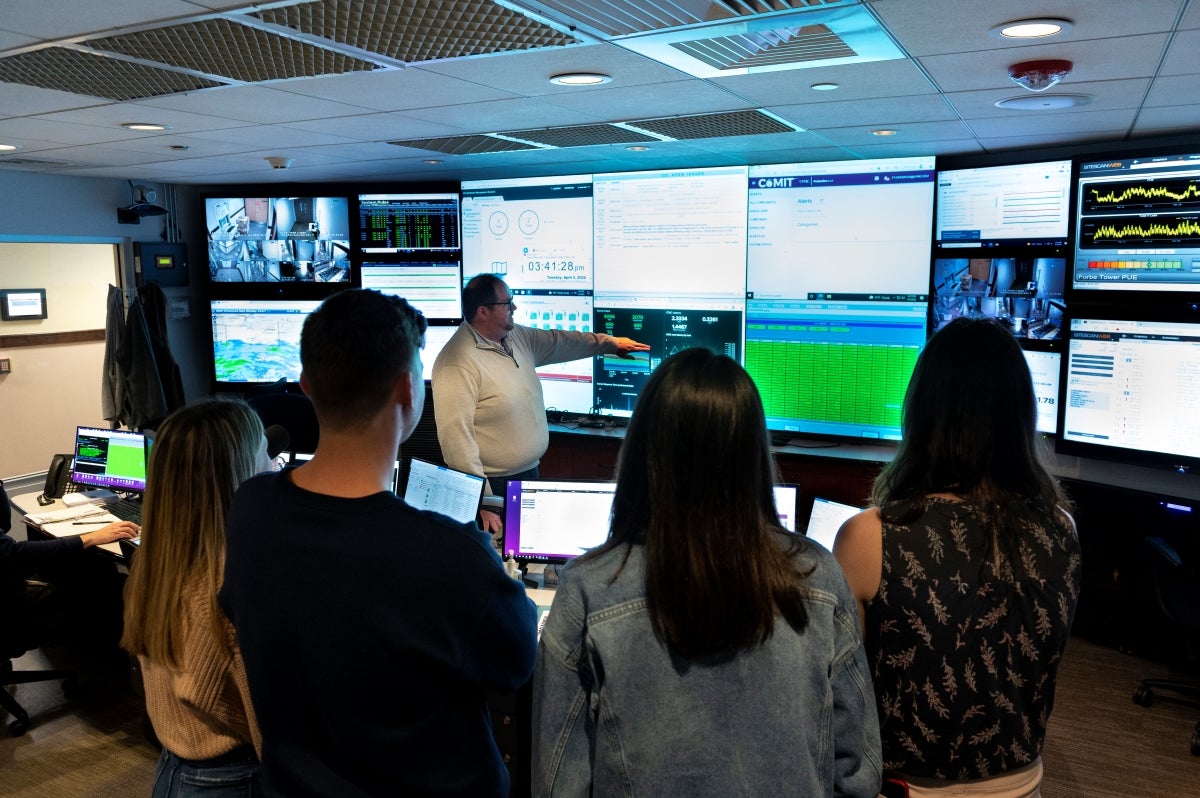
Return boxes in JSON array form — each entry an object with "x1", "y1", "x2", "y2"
[{"x1": 105, "y1": 498, "x2": 143, "y2": 523}]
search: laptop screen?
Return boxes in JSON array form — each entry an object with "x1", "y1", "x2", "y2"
[
  {"x1": 805, "y1": 497, "x2": 862, "y2": 551},
  {"x1": 403, "y1": 458, "x2": 485, "y2": 524},
  {"x1": 774, "y1": 484, "x2": 798, "y2": 532},
  {"x1": 504, "y1": 479, "x2": 616, "y2": 564},
  {"x1": 71, "y1": 426, "x2": 147, "y2": 493}
]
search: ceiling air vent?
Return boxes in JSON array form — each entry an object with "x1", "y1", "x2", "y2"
[
  {"x1": 256, "y1": 0, "x2": 581, "y2": 63},
  {"x1": 387, "y1": 136, "x2": 541, "y2": 156},
  {"x1": 520, "y1": 0, "x2": 853, "y2": 37},
  {"x1": 504, "y1": 124, "x2": 659, "y2": 148},
  {"x1": 628, "y1": 110, "x2": 796, "y2": 140},
  {"x1": 0, "y1": 47, "x2": 221, "y2": 100},
  {"x1": 610, "y1": 3, "x2": 904, "y2": 78},
  {"x1": 85, "y1": 18, "x2": 378, "y2": 83}
]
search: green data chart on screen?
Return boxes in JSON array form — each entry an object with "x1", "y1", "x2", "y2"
[
  {"x1": 745, "y1": 339, "x2": 919, "y2": 437},
  {"x1": 105, "y1": 442, "x2": 147, "y2": 481}
]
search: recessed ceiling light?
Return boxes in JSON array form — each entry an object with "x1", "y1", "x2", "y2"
[
  {"x1": 994, "y1": 93, "x2": 1092, "y2": 111},
  {"x1": 169, "y1": 144, "x2": 190, "y2": 151},
  {"x1": 626, "y1": 146, "x2": 650, "y2": 152},
  {"x1": 549, "y1": 72, "x2": 612, "y2": 86},
  {"x1": 989, "y1": 18, "x2": 1073, "y2": 39},
  {"x1": 870, "y1": 129, "x2": 898, "y2": 136},
  {"x1": 122, "y1": 122, "x2": 169, "y2": 131},
  {"x1": 423, "y1": 159, "x2": 443, "y2": 165},
  {"x1": 810, "y1": 82, "x2": 839, "y2": 91},
  {"x1": 0, "y1": 143, "x2": 19, "y2": 152}
]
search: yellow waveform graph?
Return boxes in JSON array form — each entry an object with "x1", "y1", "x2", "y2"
[
  {"x1": 1089, "y1": 182, "x2": 1200, "y2": 204},
  {"x1": 1092, "y1": 219, "x2": 1200, "y2": 240}
]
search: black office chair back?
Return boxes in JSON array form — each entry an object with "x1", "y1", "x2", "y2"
[{"x1": 248, "y1": 392, "x2": 320, "y2": 454}]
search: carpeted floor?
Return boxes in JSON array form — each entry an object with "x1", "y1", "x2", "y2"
[{"x1": 2, "y1": 635, "x2": 1198, "y2": 796}]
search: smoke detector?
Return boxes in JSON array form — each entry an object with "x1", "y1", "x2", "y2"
[{"x1": 1008, "y1": 59, "x2": 1072, "y2": 92}]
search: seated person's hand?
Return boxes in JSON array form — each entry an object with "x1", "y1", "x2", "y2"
[
  {"x1": 81, "y1": 520, "x2": 140, "y2": 548},
  {"x1": 479, "y1": 508, "x2": 503, "y2": 534}
]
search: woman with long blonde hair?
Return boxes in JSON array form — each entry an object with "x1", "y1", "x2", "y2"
[{"x1": 123, "y1": 399, "x2": 274, "y2": 796}]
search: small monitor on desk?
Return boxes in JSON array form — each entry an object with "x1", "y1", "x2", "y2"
[
  {"x1": 71, "y1": 426, "x2": 147, "y2": 493},
  {"x1": 504, "y1": 479, "x2": 616, "y2": 564}
]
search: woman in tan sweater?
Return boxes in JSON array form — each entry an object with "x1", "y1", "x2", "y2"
[{"x1": 123, "y1": 400, "x2": 274, "y2": 796}]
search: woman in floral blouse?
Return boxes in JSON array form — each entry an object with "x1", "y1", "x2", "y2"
[{"x1": 835, "y1": 317, "x2": 1081, "y2": 798}]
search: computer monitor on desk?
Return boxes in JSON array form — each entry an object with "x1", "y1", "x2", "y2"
[
  {"x1": 504, "y1": 480, "x2": 616, "y2": 574},
  {"x1": 504, "y1": 481, "x2": 802, "y2": 569},
  {"x1": 71, "y1": 426, "x2": 147, "y2": 493}
]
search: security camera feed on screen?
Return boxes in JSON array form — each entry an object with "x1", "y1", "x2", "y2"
[
  {"x1": 205, "y1": 196, "x2": 351, "y2": 283},
  {"x1": 933, "y1": 256, "x2": 1066, "y2": 341}
]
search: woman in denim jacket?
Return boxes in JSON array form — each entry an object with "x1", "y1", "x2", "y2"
[{"x1": 532, "y1": 347, "x2": 882, "y2": 797}]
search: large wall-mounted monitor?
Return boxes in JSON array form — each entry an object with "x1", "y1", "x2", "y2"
[
  {"x1": 1071, "y1": 151, "x2": 1200, "y2": 295},
  {"x1": 205, "y1": 196, "x2": 351, "y2": 283},
  {"x1": 1057, "y1": 314, "x2": 1200, "y2": 471},
  {"x1": 932, "y1": 255, "x2": 1066, "y2": 343},
  {"x1": 936, "y1": 160, "x2": 1071, "y2": 249},
  {"x1": 361, "y1": 262, "x2": 462, "y2": 320},
  {"x1": 358, "y1": 193, "x2": 461, "y2": 254},
  {"x1": 210, "y1": 299, "x2": 319, "y2": 385},
  {"x1": 745, "y1": 156, "x2": 936, "y2": 440}
]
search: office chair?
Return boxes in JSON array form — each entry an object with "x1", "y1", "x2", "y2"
[
  {"x1": 1131, "y1": 536, "x2": 1200, "y2": 755},
  {"x1": 397, "y1": 379, "x2": 446, "y2": 487},
  {"x1": 2, "y1": 609, "x2": 78, "y2": 735},
  {"x1": 248, "y1": 391, "x2": 320, "y2": 454}
]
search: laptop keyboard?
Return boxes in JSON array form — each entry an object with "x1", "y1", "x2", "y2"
[{"x1": 105, "y1": 498, "x2": 143, "y2": 523}]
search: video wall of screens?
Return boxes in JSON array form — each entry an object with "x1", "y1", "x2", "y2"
[
  {"x1": 1071, "y1": 151, "x2": 1200, "y2": 296},
  {"x1": 463, "y1": 166, "x2": 751, "y2": 419},
  {"x1": 931, "y1": 159, "x2": 1075, "y2": 437},
  {"x1": 202, "y1": 185, "x2": 463, "y2": 390},
  {"x1": 205, "y1": 196, "x2": 351, "y2": 283}
]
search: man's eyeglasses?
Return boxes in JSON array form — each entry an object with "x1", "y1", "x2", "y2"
[{"x1": 483, "y1": 299, "x2": 516, "y2": 308}]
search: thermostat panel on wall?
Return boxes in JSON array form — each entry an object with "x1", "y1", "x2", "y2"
[{"x1": 135, "y1": 242, "x2": 188, "y2": 287}]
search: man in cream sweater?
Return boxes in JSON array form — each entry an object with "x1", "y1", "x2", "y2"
[{"x1": 432, "y1": 274, "x2": 649, "y2": 532}]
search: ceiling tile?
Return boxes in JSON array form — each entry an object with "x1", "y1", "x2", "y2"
[
  {"x1": 137, "y1": 85, "x2": 377, "y2": 124},
  {"x1": 1145, "y1": 74, "x2": 1200, "y2": 106},
  {"x1": 1133, "y1": 105, "x2": 1200, "y2": 132},
  {"x1": 1160, "y1": 28, "x2": 1200, "y2": 75},
  {"x1": 0, "y1": 1, "x2": 207, "y2": 39},
  {"x1": 917, "y1": 35, "x2": 1170, "y2": 93},
  {"x1": 287, "y1": 112, "x2": 469, "y2": 142},
  {"x1": 872, "y1": 0, "x2": 1188, "y2": 56},
  {"x1": 713, "y1": 58, "x2": 937, "y2": 105},
  {"x1": 275, "y1": 68, "x2": 518, "y2": 110},
  {"x1": 945, "y1": 79, "x2": 1152, "y2": 119},
  {"x1": 810, "y1": 119, "x2": 975, "y2": 146},
  {"x1": 402, "y1": 97, "x2": 598, "y2": 132},
  {"x1": 769, "y1": 94, "x2": 957, "y2": 129},
  {"x1": 540, "y1": 80, "x2": 751, "y2": 120},
  {"x1": 968, "y1": 109, "x2": 1137, "y2": 138}
]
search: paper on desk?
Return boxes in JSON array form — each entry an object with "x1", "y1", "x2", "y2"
[
  {"x1": 24, "y1": 506, "x2": 115, "y2": 525},
  {"x1": 40, "y1": 512, "x2": 122, "y2": 537}
]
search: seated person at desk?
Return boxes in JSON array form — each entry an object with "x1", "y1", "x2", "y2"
[
  {"x1": 1, "y1": 477, "x2": 137, "y2": 675},
  {"x1": 221, "y1": 289, "x2": 537, "y2": 797},
  {"x1": 532, "y1": 347, "x2": 881, "y2": 797},
  {"x1": 834, "y1": 317, "x2": 1081, "y2": 797},
  {"x1": 432, "y1": 273, "x2": 649, "y2": 532},
  {"x1": 122, "y1": 400, "x2": 273, "y2": 796}
]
